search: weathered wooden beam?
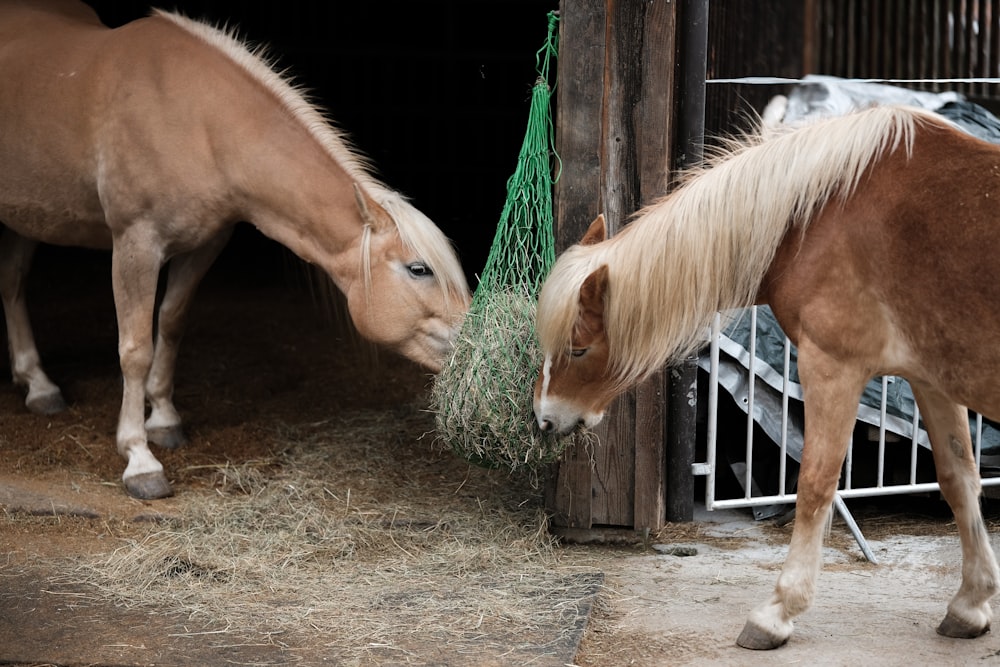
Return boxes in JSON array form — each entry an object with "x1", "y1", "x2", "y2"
[{"x1": 549, "y1": 0, "x2": 678, "y2": 533}]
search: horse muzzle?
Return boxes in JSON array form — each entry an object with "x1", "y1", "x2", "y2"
[{"x1": 534, "y1": 404, "x2": 604, "y2": 436}]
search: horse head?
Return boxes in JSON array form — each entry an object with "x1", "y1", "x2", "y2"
[
  {"x1": 344, "y1": 185, "x2": 470, "y2": 372},
  {"x1": 533, "y1": 215, "x2": 619, "y2": 434}
]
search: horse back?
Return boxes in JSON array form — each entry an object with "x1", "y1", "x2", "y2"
[
  {"x1": 763, "y1": 119, "x2": 1000, "y2": 418},
  {"x1": 0, "y1": 1, "x2": 262, "y2": 248}
]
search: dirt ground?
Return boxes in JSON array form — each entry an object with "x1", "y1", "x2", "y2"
[
  {"x1": 577, "y1": 502, "x2": 1000, "y2": 666},
  {"x1": 3, "y1": 244, "x2": 1000, "y2": 666}
]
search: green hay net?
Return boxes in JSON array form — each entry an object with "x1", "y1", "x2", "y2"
[{"x1": 431, "y1": 12, "x2": 582, "y2": 472}]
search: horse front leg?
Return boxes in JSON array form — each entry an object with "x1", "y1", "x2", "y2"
[
  {"x1": 910, "y1": 382, "x2": 998, "y2": 638},
  {"x1": 737, "y1": 339, "x2": 867, "y2": 649},
  {"x1": 111, "y1": 233, "x2": 171, "y2": 499},
  {"x1": 0, "y1": 229, "x2": 66, "y2": 414},
  {"x1": 144, "y1": 230, "x2": 232, "y2": 448}
]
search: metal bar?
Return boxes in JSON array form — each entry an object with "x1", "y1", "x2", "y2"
[
  {"x1": 878, "y1": 376, "x2": 888, "y2": 487},
  {"x1": 976, "y1": 412, "x2": 984, "y2": 468},
  {"x1": 844, "y1": 432, "x2": 855, "y2": 491},
  {"x1": 707, "y1": 475, "x2": 1000, "y2": 511},
  {"x1": 779, "y1": 337, "x2": 791, "y2": 496},
  {"x1": 744, "y1": 307, "x2": 757, "y2": 500},
  {"x1": 698, "y1": 0, "x2": 1000, "y2": 556},
  {"x1": 705, "y1": 313, "x2": 722, "y2": 509},
  {"x1": 834, "y1": 494, "x2": 878, "y2": 563}
]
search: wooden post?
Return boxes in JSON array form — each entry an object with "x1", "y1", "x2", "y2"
[
  {"x1": 548, "y1": 0, "x2": 679, "y2": 535},
  {"x1": 665, "y1": 0, "x2": 709, "y2": 523}
]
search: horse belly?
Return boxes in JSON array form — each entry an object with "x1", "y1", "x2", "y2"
[
  {"x1": 896, "y1": 316, "x2": 1000, "y2": 425},
  {"x1": 0, "y1": 100, "x2": 110, "y2": 249},
  {"x1": 0, "y1": 202, "x2": 110, "y2": 249}
]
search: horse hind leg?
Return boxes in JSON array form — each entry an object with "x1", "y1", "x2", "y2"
[
  {"x1": 910, "y1": 382, "x2": 998, "y2": 639},
  {"x1": 0, "y1": 230, "x2": 66, "y2": 414},
  {"x1": 144, "y1": 230, "x2": 231, "y2": 449},
  {"x1": 737, "y1": 340, "x2": 867, "y2": 649}
]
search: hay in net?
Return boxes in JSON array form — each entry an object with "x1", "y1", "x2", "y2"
[
  {"x1": 433, "y1": 289, "x2": 578, "y2": 470},
  {"x1": 431, "y1": 12, "x2": 589, "y2": 471}
]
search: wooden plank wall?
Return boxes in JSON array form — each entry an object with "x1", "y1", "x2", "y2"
[
  {"x1": 547, "y1": 0, "x2": 811, "y2": 534},
  {"x1": 546, "y1": 0, "x2": 677, "y2": 534},
  {"x1": 704, "y1": 1, "x2": 806, "y2": 138},
  {"x1": 705, "y1": 1, "x2": 1000, "y2": 139},
  {"x1": 811, "y1": 0, "x2": 1000, "y2": 105}
]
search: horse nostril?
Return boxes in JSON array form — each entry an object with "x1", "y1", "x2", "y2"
[{"x1": 539, "y1": 419, "x2": 553, "y2": 432}]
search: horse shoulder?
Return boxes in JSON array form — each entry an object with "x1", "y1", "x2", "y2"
[{"x1": 761, "y1": 165, "x2": 902, "y2": 368}]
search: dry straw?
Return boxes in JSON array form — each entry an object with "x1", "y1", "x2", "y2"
[{"x1": 52, "y1": 411, "x2": 602, "y2": 661}]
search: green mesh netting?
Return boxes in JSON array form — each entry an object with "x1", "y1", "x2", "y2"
[{"x1": 431, "y1": 12, "x2": 583, "y2": 471}]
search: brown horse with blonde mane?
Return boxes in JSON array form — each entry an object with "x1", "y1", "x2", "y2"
[
  {"x1": 0, "y1": 0, "x2": 469, "y2": 500},
  {"x1": 534, "y1": 104, "x2": 1000, "y2": 648}
]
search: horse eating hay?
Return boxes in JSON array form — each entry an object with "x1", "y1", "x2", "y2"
[
  {"x1": 0, "y1": 0, "x2": 469, "y2": 500},
  {"x1": 533, "y1": 105, "x2": 1000, "y2": 648}
]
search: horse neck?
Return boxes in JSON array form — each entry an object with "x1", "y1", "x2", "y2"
[
  {"x1": 139, "y1": 11, "x2": 383, "y2": 294},
  {"x1": 612, "y1": 199, "x2": 763, "y2": 312},
  {"x1": 602, "y1": 190, "x2": 782, "y2": 378},
  {"x1": 231, "y1": 121, "x2": 375, "y2": 292}
]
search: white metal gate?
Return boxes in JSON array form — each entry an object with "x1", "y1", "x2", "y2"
[{"x1": 695, "y1": 306, "x2": 1000, "y2": 561}]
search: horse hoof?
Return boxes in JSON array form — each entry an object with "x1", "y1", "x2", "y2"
[
  {"x1": 937, "y1": 613, "x2": 990, "y2": 639},
  {"x1": 26, "y1": 390, "x2": 67, "y2": 415},
  {"x1": 124, "y1": 471, "x2": 174, "y2": 500},
  {"x1": 736, "y1": 621, "x2": 790, "y2": 650},
  {"x1": 147, "y1": 425, "x2": 188, "y2": 449}
]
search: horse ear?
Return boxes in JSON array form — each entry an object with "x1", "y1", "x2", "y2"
[
  {"x1": 580, "y1": 214, "x2": 607, "y2": 246},
  {"x1": 579, "y1": 264, "x2": 609, "y2": 321},
  {"x1": 353, "y1": 183, "x2": 392, "y2": 231}
]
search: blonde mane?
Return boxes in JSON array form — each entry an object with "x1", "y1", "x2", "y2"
[
  {"x1": 537, "y1": 105, "x2": 946, "y2": 388},
  {"x1": 153, "y1": 10, "x2": 468, "y2": 300}
]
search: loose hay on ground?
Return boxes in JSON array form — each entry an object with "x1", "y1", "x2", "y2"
[{"x1": 53, "y1": 407, "x2": 602, "y2": 661}]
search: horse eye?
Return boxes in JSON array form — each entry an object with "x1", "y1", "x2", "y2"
[
  {"x1": 407, "y1": 262, "x2": 433, "y2": 278},
  {"x1": 570, "y1": 348, "x2": 587, "y2": 358}
]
